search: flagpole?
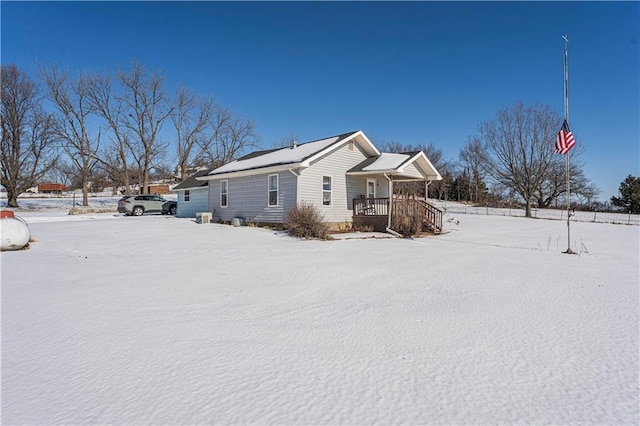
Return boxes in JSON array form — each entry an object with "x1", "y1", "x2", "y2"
[{"x1": 563, "y1": 34, "x2": 575, "y2": 254}]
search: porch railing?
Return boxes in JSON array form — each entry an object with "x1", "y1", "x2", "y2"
[
  {"x1": 353, "y1": 197, "x2": 443, "y2": 234},
  {"x1": 421, "y1": 199, "x2": 443, "y2": 233},
  {"x1": 392, "y1": 198, "x2": 443, "y2": 233},
  {"x1": 352, "y1": 197, "x2": 389, "y2": 216}
]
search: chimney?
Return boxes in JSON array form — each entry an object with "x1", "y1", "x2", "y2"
[{"x1": 292, "y1": 140, "x2": 298, "y2": 149}]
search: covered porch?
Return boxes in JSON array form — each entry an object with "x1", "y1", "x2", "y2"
[
  {"x1": 352, "y1": 196, "x2": 443, "y2": 234},
  {"x1": 346, "y1": 151, "x2": 443, "y2": 235}
]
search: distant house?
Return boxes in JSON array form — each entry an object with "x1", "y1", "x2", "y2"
[
  {"x1": 173, "y1": 168, "x2": 210, "y2": 218},
  {"x1": 198, "y1": 130, "x2": 443, "y2": 234},
  {"x1": 147, "y1": 184, "x2": 171, "y2": 195},
  {"x1": 29, "y1": 183, "x2": 67, "y2": 194}
]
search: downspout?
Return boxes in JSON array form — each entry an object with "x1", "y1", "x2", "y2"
[
  {"x1": 288, "y1": 168, "x2": 300, "y2": 205},
  {"x1": 384, "y1": 173, "x2": 402, "y2": 237}
]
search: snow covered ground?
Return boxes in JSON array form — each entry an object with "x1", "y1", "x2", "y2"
[{"x1": 1, "y1": 203, "x2": 638, "y2": 424}]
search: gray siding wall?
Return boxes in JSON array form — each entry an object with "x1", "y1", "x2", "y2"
[
  {"x1": 299, "y1": 143, "x2": 373, "y2": 223},
  {"x1": 346, "y1": 175, "x2": 390, "y2": 203},
  {"x1": 208, "y1": 171, "x2": 297, "y2": 223},
  {"x1": 176, "y1": 188, "x2": 209, "y2": 218}
]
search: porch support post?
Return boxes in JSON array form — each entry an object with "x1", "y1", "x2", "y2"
[{"x1": 384, "y1": 173, "x2": 393, "y2": 229}]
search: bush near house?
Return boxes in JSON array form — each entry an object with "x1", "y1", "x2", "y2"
[
  {"x1": 394, "y1": 213, "x2": 422, "y2": 237},
  {"x1": 285, "y1": 203, "x2": 331, "y2": 240}
]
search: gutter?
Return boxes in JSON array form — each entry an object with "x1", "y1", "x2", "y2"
[
  {"x1": 197, "y1": 163, "x2": 302, "y2": 181},
  {"x1": 383, "y1": 173, "x2": 402, "y2": 238},
  {"x1": 288, "y1": 168, "x2": 301, "y2": 202}
]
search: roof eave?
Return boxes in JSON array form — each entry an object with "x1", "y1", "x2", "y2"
[
  {"x1": 174, "y1": 184, "x2": 209, "y2": 191},
  {"x1": 346, "y1": 169, "x2": 399, "y2": 176},
  {"x1": 398, "y1": 151, "x2": 443, "y2": 181},
  {"x1": 199, "y1": 163, "x2": 305, "y2": 180},
  {"x1": 301, "y1": 130, "x2": 379, "y2": 167}
]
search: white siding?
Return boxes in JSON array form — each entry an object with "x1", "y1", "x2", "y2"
[
  {"x1": 176, "y1": 188, "x2": 209, "y2": 218},
  {"x1": 299, "y1": 143, "x2": 371, "y2": 223},
  {"x1": 209, "y1": 171, "x2": 297, "y2": 223},
  {"x1": 402, "y1": 162, "x2": 427, "y2": 179}
]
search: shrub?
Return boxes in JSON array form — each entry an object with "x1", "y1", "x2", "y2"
[
  {"x1": 353, "y1": 224, "x2": 374, "y2": 232},
  {"x1": 285, "y1": 203, "x2": 331, "y2": 240},
  {"x1": 394, "y1": 213, "x2": 422, "y2": 237}
]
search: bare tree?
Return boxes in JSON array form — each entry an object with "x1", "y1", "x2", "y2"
[
  {"x1": 170, "y1": 87, "x2": 213, "y2": 180},
  {"x1": 1, "y1": 65, "x2": 59, "y2": 207},
  {"x1": 45, "y1": 157, "x2": 77, "y2": 188},
  {"x1": 478, "y1": 102, "x2": 561, "y2": 217},
  {"x1": 118, "y1": 61, "x2": 172, "y2": 194},
  {"x1": 197, "y1": 105, "x2": 259, "y2": 168},
  {"x1": 273, "y1": 132, "x2": 300, "y2": 149},
  {"x1": 40, "y1": 65, "x2": 99, "y2": 206},
  {"x1": 578, "y1": 182, "x2": 600, "y2": 209},
  {"x1": 92, "y1": 146, "x2": 140, "y2": 194},
  {"x1": 459, "y1": 136, "x2": 489, "y2": 204},
  {"x1": 534, "y1": 145, "x2": 591, "y2": 208},
  {"x1": 84, "y1": 72, "x2": 135, "y2": 194}
]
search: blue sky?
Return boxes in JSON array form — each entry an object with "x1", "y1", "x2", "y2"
[{"x1": 2, "y1": 1, "x2": 638, "y2": 200}]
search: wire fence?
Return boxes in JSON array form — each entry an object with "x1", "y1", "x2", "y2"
[{"x1": 440, "y1": 204, "x2": 640, "y2": 226}]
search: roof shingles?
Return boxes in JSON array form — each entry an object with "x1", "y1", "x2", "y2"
[{"x1": 207, "y1": 131, "x2": 360, "y2": 176}]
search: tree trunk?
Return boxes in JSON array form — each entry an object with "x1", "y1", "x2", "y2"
[
  {"x1": 121, "y1": 165, "x2": 131, "y2": 195},
  {"x1": 7, "y1": 191, "x2": 19, "y2": 208},
  {"x1": 525, "y1": 199, "x2": 532, "y2": 218},
  {"x1": 142, "y1": 157, "x2": 150, "y2": 194},
  {"x1": 180, "y1": 161, "x2": 188, "y2": 182},
  {"x1": 82, "y1": 174, "x2": 89, "y2": 206}
]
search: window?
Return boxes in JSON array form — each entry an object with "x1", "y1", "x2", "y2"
[
  {"x1": 268, "y1": 174, "x2": 278, "y2": 206},
  {"x1": 184, "y1": 190, "x2": 190, "y2": 202},
  {"x1": 220, "y1": 180, "x2": 228, "y2": 207},
  {"x1": 367, "y1": 179, "x2": 376, "y2": 199},
  {"x1": 322, "y1": 176, "x2": 332, "y2": 206}
]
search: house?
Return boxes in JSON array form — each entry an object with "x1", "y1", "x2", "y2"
[
  {"x1": 198, "y1": 130, "x2": 443, "y2": 233},
  {"x1": 146, "y1": 184, "x2": 171, "y2": 195},
  {"x1": 28, "y1": 183, "x2": 67, "y2": 194},
  {"x1": 172, "y1": 168, "x2": 211, "y2": 218}
]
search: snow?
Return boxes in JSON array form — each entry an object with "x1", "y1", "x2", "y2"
[
  {"x1": 209, "y1": 136, "x2": 341, "y2": 175},
  {"x1": 2, "y1": 204, "x2": 638, "y2": 424},
  {"x1": 362, "y1": 152, "x2": 410, "y2": 171}
]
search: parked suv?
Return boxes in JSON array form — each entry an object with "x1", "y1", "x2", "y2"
[
  {"x1": 118, "y1": 195, "x2": 169, "y2": 216},
  {"x1": 162, "y1": 200, "x2": 177, "y2": 215}
]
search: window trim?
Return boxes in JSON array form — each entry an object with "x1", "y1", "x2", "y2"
[
  {"x1": 184, "y1": 190, "x2": 190, "y2": 202},
  {"x1": 220, "y1": 180, "x2": 228, "y2": 208},
  {"x1": 268, "y1": 174, "x2": 278, "y2": 207},
  {"x1": 367, "y1": 178, "x2": 376, "y2": 199},
  {"x1": 322, "y1": 175, "x2": 332, "y2": 206}
]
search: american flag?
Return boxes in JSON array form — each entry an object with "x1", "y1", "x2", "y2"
[{"x1": 555, "y1": 120, "x2": 576, "y2": 154}]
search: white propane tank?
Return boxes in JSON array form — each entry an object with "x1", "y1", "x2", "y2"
[{"x1": 0, "y1": 213, "x2": 31, "y2": 251}]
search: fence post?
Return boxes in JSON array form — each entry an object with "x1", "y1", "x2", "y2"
[{"x1": 629, "y1": 210, "x2": 632, "y2": 225}]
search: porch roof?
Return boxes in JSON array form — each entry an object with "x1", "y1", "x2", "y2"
[{"x1": 346, "y1": 151, "x2": 442, "y2": 181}]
